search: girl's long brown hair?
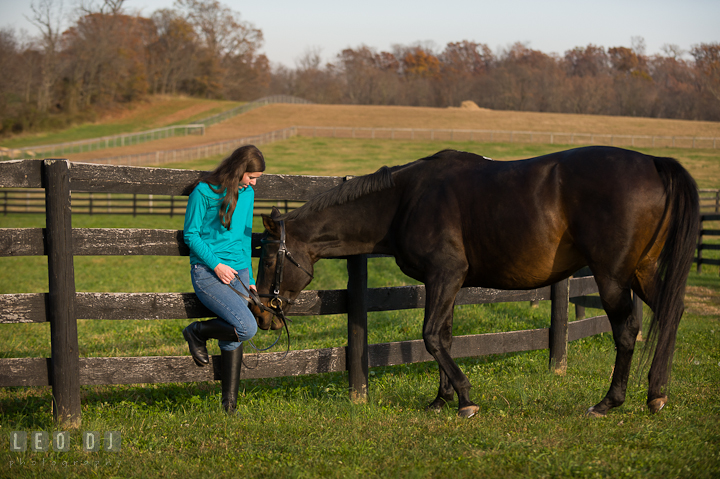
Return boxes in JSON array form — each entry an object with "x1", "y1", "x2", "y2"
[{"x1": 193, "y1": 145, "x2": 266, "y2": 229}]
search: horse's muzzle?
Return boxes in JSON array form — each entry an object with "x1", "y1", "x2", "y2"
[{"x1": 250, "y1": 303, "x2": 284, "y2": 330}]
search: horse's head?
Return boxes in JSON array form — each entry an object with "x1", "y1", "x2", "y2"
[{"x1": 251, "y1": 208, "x2": 315, "y2": 330}]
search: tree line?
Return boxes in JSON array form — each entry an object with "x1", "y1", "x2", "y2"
[{"x1": 1, "y1": 0, "x2": 719, "y2": 137}]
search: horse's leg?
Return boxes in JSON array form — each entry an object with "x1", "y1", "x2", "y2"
[
  {"x1": 586, "y1": 276, "x2": 639, "y2": 417},
  {"x1": 422, "y1": 273, "x2": 478, "y2": 418},
  {"x1": 631, "y1": 261, "x2": 670, "y2": 413},
  {"x1": 427, "y1": 368, "x2": 455, "y2": 411}
]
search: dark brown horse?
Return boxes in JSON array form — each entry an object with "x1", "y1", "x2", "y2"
[{"x1": 251, "y1": 146, "x2": 699, "y2": 418}]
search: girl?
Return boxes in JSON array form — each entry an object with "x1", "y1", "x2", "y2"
[{"x1": 182, "y1": 144, "x2": 265, "y2": 413}]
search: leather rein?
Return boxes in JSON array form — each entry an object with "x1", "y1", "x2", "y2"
[
  {"x1": 259, "y1": 219, "x2": 314, "y2": 311},
  {"x1": 229, "y1": 219, "x2": 313, "y2": 356}
]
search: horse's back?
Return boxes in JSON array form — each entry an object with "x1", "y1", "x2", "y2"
[{"x1": 391, "y1": 147, "x2": 671, "y2": 289}]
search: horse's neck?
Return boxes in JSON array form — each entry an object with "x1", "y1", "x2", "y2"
[{"x1": 289, "y1": 198, "x2": 394, "y2": 261}]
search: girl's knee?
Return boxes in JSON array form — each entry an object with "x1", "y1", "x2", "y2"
[
  {"x1": 234, "y1": 314, "x2": 257, "y2": 342},
  {"x1": 240, "y1": 320, "x2": 257, "y2": 342}
]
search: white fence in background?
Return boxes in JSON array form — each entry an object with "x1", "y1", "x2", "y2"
[
  {"x1": 295, "y1": 126, "x2": 720, "y2": 149},
  {"x1": 0, "y1": 96, "x2": 312, "y2": 160},
  {"x1": 4, "y1": 124, "x2": 718, "y2": 168}
]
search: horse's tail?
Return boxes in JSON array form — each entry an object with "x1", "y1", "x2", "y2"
[{"x1": 646, "y1": 156, "x2": 699, "y2": 396}]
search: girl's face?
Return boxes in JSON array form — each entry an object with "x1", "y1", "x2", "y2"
[{"x1": 240, "y1": 171, "x2": 263, "y2": 188}]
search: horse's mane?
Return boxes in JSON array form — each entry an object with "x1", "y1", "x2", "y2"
[
  {"x1": 281, "y1": 165, "x2": 395, "y2": 220},
  {"x1": 425, "y1": 149, "x2": 493, "y2": 161},
  {"x1": 278, "y1": 151, "x2": 490, "y2": 221}
]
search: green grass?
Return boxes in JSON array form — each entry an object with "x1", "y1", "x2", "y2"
[
  {"x1": 158, "y1": 136, "x2": 720, "y2": 188},
  {"x1": 1, "y1": 308, "x2": 718, "y2": 478},
  {"x1": 0, "y1": 98, "x2": 242, "y2": 149},
  {"x1": 1, "y1": 137, "x2": 719, "y2": 477}
]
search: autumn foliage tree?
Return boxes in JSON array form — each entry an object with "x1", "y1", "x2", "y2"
[
  {"x1": 1, "y1": 0, "x2": 719, "y2": 137},
  {"x1": 691, "y1": 43, "x2": 720, "y2": 106},
  {"x1": 0, "y1": 0, "x2": 269, "y2": 135}
]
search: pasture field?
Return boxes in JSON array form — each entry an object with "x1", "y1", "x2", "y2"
[
  {"x1": 1, "y1": 138, "x2": 719, "y2": 478},
  {"x1": 0, "y1": 96, "x2": 241, "y2": 150},
  {"x1": 22, "y1": 98, "x2": 720, "y2": 164},
  {"x1": 166, "y1": 136, "x2": 720, "y2": 188}
]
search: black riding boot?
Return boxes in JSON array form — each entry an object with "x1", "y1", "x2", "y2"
[
  {"x1": 183, "y1": 318, "x2": 238, "y2": 367},
  {"x1": 220, "y1": 344, "x2": 243, "y2": 414}
]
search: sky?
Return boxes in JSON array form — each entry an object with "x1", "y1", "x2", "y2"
[{"x1": 1, "y1": 0, "x2": 719, "y2": 68}]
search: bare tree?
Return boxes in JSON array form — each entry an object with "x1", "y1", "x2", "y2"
[
  {"x1": 148, "y1": 9, "x2": 198, "y2": 94},
  {"x1": 0, "y1": 29, "x2": 21, "y2": 120},
  {"x1": 692, "y1": 43, "x2": 720, "y2": 103},
  {"x1": 337, "y1": 46, "x2": 400, "y2": 105},
  {"x1": 174, "y1": 0, "x2": 264, "y2": 98},
  {"x1": 438, "y1": 41, "x2": 493, "y2": 106},
  {"x1": 27, "y1": 0, "x2": 64, "y2": 112},
  {"x1": 175, "y1": 0, "x2": 261, "y2": 58}
]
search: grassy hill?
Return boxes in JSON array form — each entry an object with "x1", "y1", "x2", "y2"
[
  {"x1": 1, "y1": 97, "x2": 719, "y2": 478},
  {"x1": 0, "y1": 96, "x2": 241, "y2": 149},
  {"x1": 3, "y1": 95, "x2": 719, "y2": 161}
]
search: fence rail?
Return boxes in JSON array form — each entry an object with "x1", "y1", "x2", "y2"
[
  {"x1": 0, "y1": 188, "x2": 298, "y2": 217},
  {"x1": 696, "y1": 213, "x2": 720, "y2": 272},
  {"x1": 196, "y1": 95, "x2": 311, "y2": 127},
  {"x1": 0, "y1": 96, "x2": 312, "y2": 161},
  {"x1": 6, "y1": 121, "x2": 719, "y2": 169},
  {"x1": 696, "y1": 190, "x2": 720, "y2": 273},
  {"x1": 73, "y1": 127, "x2": 299, "y2": 166},
  {"x1": 0, "y1": 159, "x2": 632, "y2": 426},
  {"x1": 701, "y1": 188, "x2": 720, "y2": 213},
  {"x1": 66, "y1": 126, "x2": 720, "y2": 168},
  {"x1": 4, "y1": 187, "x2": 717, "y2": 274},
  {"x1": 0, "y1": 125, "x2": 206, "y2": 160},
  {"x1": 296, "y1": 126, "x2": 720, "y2": 149}
]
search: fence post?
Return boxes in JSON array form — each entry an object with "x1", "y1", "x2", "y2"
[
  {"x1": 697, "y1": 216, "x2": 704, "y2": 274},
  {"x1": 575, "y1": 301, "x2": 585, "y2": 320},
  {"x1": 346, "y1": 254, "x2": 369, "y2": 401},
  {"x1": 549, "y1": 278, "x2": 569, "y2": 375},
  {"x1": 633, "y1": 292, "x2": 644, "y2": 341},
  {"x1": 43, "y1": 160, "x2": 81, "y2": 428}
]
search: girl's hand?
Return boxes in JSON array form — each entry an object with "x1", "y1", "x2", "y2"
[{"x1": 214, "y1": 263, "x2": 237, "y2": 284}]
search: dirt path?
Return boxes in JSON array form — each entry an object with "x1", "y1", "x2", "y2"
[
  {"x1": 685, "y1": 285, "x2": 720, "y2": 317},
  {"x1": 65, "y1": 103, "x2": 720, "y2": 163}
]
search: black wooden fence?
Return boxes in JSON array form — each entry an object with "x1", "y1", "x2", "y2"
[
  {"x1": 696, "y1": 189, "x2": 720, "y2": 273},
  {"x1": 697, "y1": 213, "x2": 720, "y2": 273},
  {"x1": 700, "y1": 189, "x2": 720, "y2": 213},
  {"x1": 0, "y1": 159, "x2": 622, "y2": 426},
  {"x1": 0, "y1": 188, "x2": 298, "y2": 217}
]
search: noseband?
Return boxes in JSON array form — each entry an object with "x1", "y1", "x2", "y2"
[
  {"x1": 231, "y1": 219, "x2": 313, "y2": 318},
  {"x1": 228, "y1": 219, "x2": 313, "y2": 358},
  {"x1": 259, "y1": 219, "x2": 314, "y2": 312}
]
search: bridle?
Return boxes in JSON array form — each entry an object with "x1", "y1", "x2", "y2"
[
  {"x1": 258, "y1": 219, "x2": 314, "y2": 312},
  {"x1": 228, "y1": 219, "x2": 313, "y2": 357}
]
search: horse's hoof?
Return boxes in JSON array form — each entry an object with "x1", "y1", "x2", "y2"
[
  {"x1": 648, "y1": 396, "x2": 667, "y2": 413},
  {"x1": 585, "y1": 406, "x2": 606, "y2": 418},
  {"x1": 426, "y1": 397, "x2": 452, "y2": 412},
  {"x1": 457, "y1": 405, "x2": 479, "y2": 418}
]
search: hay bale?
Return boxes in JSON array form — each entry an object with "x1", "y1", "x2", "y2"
[{"x1": 459, "y1": 100, "x2": 481, "y2": 110}]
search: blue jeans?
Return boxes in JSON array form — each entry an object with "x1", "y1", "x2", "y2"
[{"x1": 191, "y1": 264, "x2": 258, "y2": 351}]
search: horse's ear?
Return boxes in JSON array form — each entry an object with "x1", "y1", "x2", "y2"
[
  {"x1": 271, "y1": 206, "x2": 281, "y2": 219},
  {"x1": 262, "y1": 214, "x2": 279, "y2": 235}
]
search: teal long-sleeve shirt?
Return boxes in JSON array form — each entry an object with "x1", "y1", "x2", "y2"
[{"x1": 183, "y1": 182, "x2": 256, "y2": 285}]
